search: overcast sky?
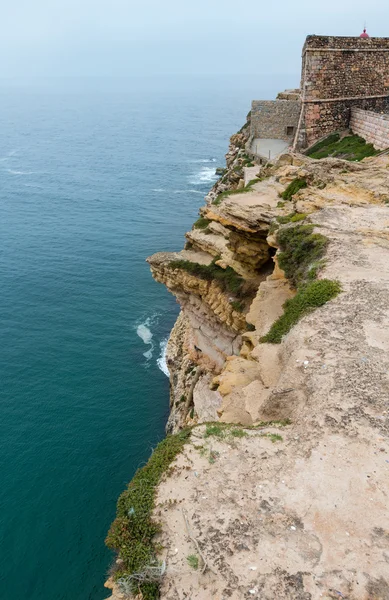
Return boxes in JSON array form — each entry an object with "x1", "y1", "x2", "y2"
[{"x1": 0, "y1": 0, "x2": 387, "y2": 78}]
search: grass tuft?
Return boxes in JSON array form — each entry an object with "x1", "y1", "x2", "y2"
[
  {"x1": 276, "y1": 212, "x2": 307, "y2": 225},
  {"x1": 204, "y1": 423, "x2": 225, "y2": 438},
  {"x1": 230, "y1": 428, "x2": 247, "y2": 438},
  {"x1": 187, "y1": 555, "x2": 199, "y2": 570},
  {"x1": 193, "y1": 217, "x2": 211, "y2": 230},
  {"x1": 280, "y1": 178, "x2": 307, "y2": 201},
  {"x1": 264, "y1": 433, "x2": 283, "y2": 443}
]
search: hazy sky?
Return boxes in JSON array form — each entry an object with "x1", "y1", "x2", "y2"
[{"x1": 1, "y1": 0, "x2": 387, "y2": 78}]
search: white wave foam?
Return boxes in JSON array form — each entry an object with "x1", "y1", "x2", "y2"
[
  {"x1": 157, "y1": 338, "x2": 170, "y2": 377},
  {"x1": 189, "y1": 158, "x2": 217, "y2": 163},
  {"x1": 23, "y1": 183, "x2": 44, "y2": 189},
  {"x1": 136, "y1": 323, "x2": 153, "y2": 345},
  {"x1": 143, "y1": 348, "x2": 153, "y2": 360},
  {"x1": 152, "y1": 188, "x2": 204, "y2": 195},
  {"x1": 0, "y1": 149, "x2": 18, "y2": 162},
  {"x1": 189, "y1": 166, "x2": 218, "y2": 186},
  {"x1": 6, "y1": 169, "x2": 35, "y2": 175},
  {"x1": 173, "y1": 189, "x2": 204, "y2": 195}
]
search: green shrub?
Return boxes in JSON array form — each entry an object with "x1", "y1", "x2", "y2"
[
  {"x1": 106, "y1": 429, "x2": 191, "y2": 600},
  {"x1": 280, "y1": 177, "x2": 307, "y2": 201},
  {"x1": 261, "y1": 279, "x2": 341, "y2": 343},
  {"x1": 277, "y1": 224, "x2": 328, "y2": 286},
  {"x1": 193, "y1": 217, "x2": 211, "y2": 230},
  {"x1": 169, "y1": 257, "x2": 244, "y2": 296}
]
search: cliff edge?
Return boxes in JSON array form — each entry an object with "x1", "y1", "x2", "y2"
[{"x1": 106, "y1": 121, "x2": 389, "y2": 600}]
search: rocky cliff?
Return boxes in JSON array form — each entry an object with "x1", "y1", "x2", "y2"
[{"x1": 105, "y1": 120, "x2": 389, "y2": 600}]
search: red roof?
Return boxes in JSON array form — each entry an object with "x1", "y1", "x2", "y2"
[{"x1": 360, "y1": 28, "x2": 369, "y2": 38}]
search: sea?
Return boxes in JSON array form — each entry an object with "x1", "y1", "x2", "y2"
[{"x1": 0, "y1": 74, "x2": 291, "y2": 599}]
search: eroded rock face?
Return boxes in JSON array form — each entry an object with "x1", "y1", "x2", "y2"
[{"x1": 144, "y1": 149, "x2": 389, "y2": 599}]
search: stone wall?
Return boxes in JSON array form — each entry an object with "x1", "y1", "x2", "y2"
[
  {"x1": 297, "y1": 35, "x2": 389, "y2": 148},
  {"x1": 251, "y1": 100, "x2": 300, "y2": 141},
  {"x1": 350, "y1": 107, "x2": 389, "y2": 150}
]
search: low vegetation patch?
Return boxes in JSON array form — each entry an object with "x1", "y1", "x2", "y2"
[
  {"x1": 306, "y1": 133, "x2": 379, "y2": 161},
  {"x1": 106, "y1": 429, "x2": 191, "y2": 600},
  {"x1": 193, "y1": 217, "x2": 211, "y2": 230},
  {"x1": 204, "y1": 423, "x2": 247, "y2": 439},
  {"x1": 305, "y1": 133, "x2": 340, "y2": 156},
  {"x1": 264, "y1": 433, "x2": 283, "y2": 443},
  {"x1": 261, "y1": 224, "x2": 341, "y2": 343},
  {"x1": 169, "y1": 257, "x2": 244, "y2": 296},
  {"x1": 276, "y1": 212, "x2": 307, "y2": 225},
  {"x1": 280, "y1": 177, "x2": 307, "y2": 201},
  {"x1": 261, "y1": 278, "x2": 341, "y2": 344},
  {"x1": 187, "y1": 555, "x2": 199, "y2": 570}
]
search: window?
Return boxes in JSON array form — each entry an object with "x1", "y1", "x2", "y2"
[{"x1": 286, "y1": 126, "x2": 295, "y2": 136}]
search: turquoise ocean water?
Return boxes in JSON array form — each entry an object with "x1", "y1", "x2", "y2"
[{"x1": 0, "y1": 76, "x2": 288, "y2": 599}]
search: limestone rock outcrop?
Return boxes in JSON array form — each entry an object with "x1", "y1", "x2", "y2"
[{"x1": 144, "y1": 143, "x2": 389, "y2": 598}]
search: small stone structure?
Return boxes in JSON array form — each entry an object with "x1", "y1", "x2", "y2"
[
  {"x1": 251, "y1": 99, "x2": 300, "y2": 142},
  {"x1": 251, "y1": 34, "x2": 389, "y2": 155},
  {"x1": 350, "y1": 107, "x2": 389, "y2": 150}
]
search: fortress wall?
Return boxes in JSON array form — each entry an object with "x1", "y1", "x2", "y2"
[
  {"x1": 303, "y1": 97, "x2": 389, "y2": 147},
  {"x1": 350, "y1": 107, "x2": 389, "y2": 150},
  {"x1": 251, "y1": 100, "x2": 300, "y2": 141},
  {"x1": 299, "y1": 36, "x2": 389, "y2": 147}
]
